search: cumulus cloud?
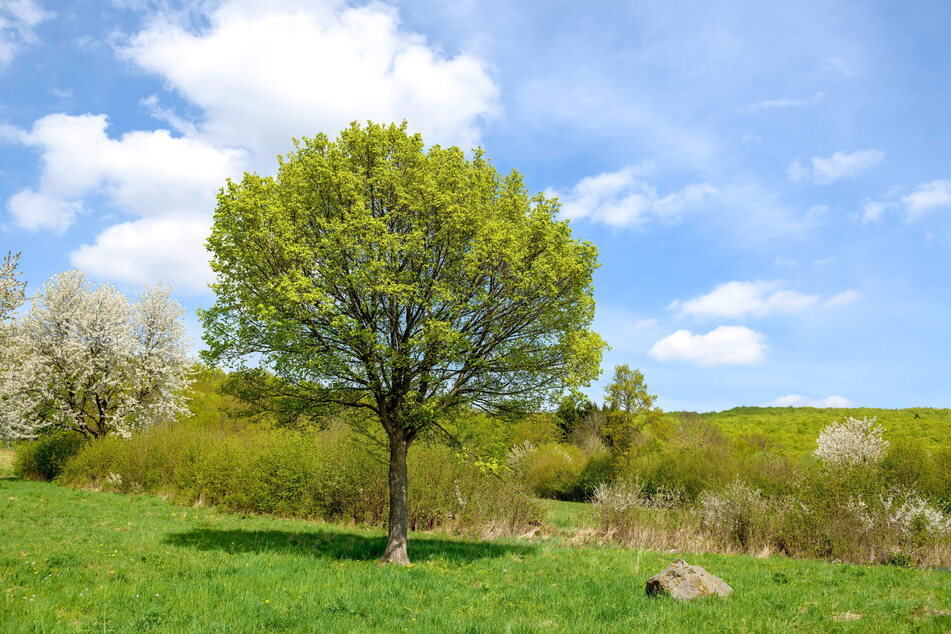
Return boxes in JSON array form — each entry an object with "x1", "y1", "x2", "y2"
[
  {"x1": 20, "y1": 113, "x2": 246, "y2": 215},
  {"x1": 546, "y1": 165, "x2": 717, "y2": 228},
  {"x1": 70, "y1": 215, "x2": 214, "y2": 293},
  {"x1": 0, "y1": 0, "x2": 50, "y2": 67},
  {"x1": 120, "y1": 0, "x2": 498, "y2": 160},
  {"x1": 5, "y1": 113, "x2": 244, "y2": 292},
  {"x1": 768, "y1": 394, "x2": 853, "y2": 408},
  {"x1": 902, "y1": 180, "x2": 951, "y2": 219},
  {"x1": 6, "y1": 0, "x2": 499, "y2": 294},
  {"x1": 649, "y1": 326, "x2": 767, "y2": 366},
  {"x1": 668, "y1": 281, "x2": 858, "y2": 319},
  {"x1": 7, "y1": 189, "x2": 83, "y2": 234},
  {"x1": 787, "y1": 149, "x2": 884, "y2": 184}
]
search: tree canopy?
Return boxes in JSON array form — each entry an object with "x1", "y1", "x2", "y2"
[
  {"x1": 0, "y1": 270, "x2": 192, "y2": 440},
  {"x1": 201, "y1": 122, "x2": 605, "y2": 563},
  {"x1": 603, "y1": 364, "x2": 662, "y2": 458}
]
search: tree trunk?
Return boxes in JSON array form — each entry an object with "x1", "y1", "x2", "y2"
[{"x1": 382, "y1": 430, "x2": 411, "y2": 565}]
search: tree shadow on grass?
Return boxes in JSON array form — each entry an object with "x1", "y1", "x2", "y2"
[{"x1": 163, "y1": 527, "x2": 535, "y2": 563}]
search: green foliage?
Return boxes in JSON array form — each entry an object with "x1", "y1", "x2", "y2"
[
  {"x1": 602, "y1": 365, "x2": 662, "y2": 462},
  {"x1": 553, "y1": 391, "x2": 595, "y2": 437},
  {"x1": 3, "y1": 479, "x2": 949, "y2": 632},
  {"x1": 201, "y1": 120, "x2": 605, "y2": 426},
  {"x1": 509, "y1": 441, "x2": 612, "y2": 501},
  {"x1": 200, "y1": 121, "x2": 605, "y2": 561},
  {"x1": 179, "y1": 364, "x2": 247, "y2": 431},
  {"x1": 518, "y1": 443, "x2": 587, "y2": 499},
  {"x1": 12, "y1": 431, "x2": 86, "y2": 481},
  {"x1": 509, "y1": 414, "x2": 564, "y2": 446},
  {"x1": 60, "y1": 424, "x2": 539, "y2": 533},
  {"x1": 671, "y1": 406, "x2": 951, "y2": 454}
]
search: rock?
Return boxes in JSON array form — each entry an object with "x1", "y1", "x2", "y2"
[{"x1": 645, "y1": 559, "x2": 733, "y2": 600}]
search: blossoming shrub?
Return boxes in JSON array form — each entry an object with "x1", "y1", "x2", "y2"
[
  {"x1": 59, "y1": 423, "x2": 540, "y2": 534},
  {"x1": 699, "y1": 481, "x2": 776, "y2": 550},
  {"x1": 815, "y1": 416, "x2": 889, "y2": 467},
  {"x1": 590, "y1": 478, "x2": 710, "y2": 551},
  {"x1": 693, "y1": 431, "x2": 951, "y2": 565},
  {"x1": 590, "y1": 415, "x2": 951, "y2": 566}
]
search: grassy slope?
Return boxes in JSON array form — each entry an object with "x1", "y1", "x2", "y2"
[
  {"x1": 1, "y1": 480, "x2": 948, "y2": 632},
  {"x1": 667, "y1": 407, "x2": 951, "y2": 454}
]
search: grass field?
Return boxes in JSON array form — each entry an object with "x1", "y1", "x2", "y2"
[
  {"x1": 668, "y1": 407, "x2": 951, "y2": 454},
  {"x1": 1, "y1": 479, "x2": 949, "y2": 632}
]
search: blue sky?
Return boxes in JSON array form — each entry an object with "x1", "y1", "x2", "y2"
[{"x1": 1, "y1": 0, "x2": 950, "y2": 411}]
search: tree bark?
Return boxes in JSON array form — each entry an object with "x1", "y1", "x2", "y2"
[{"x1": 382, "y1": 430, "x2": 411, "y2": 565}]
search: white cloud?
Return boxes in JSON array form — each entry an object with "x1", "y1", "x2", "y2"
[
  {"x1": 823, "y1": 289, "x2": 861, "y2": 308},
  {"x1": 669, "y1": 281, "x2": 861, "y2": 318},
  {"x1": 0, "y1": 0, "x2": 50, "y2": 67},
  {"x1": 669, "y1": 281, "x2": 819, "y2": 319},
  {"x1": 649, "y1": 326, "x2": 767, "y2": 366},
  {"x1": 70, "y1": 215, "x2": 214, "y2": 293},
  {"x1": 8, "y1": 1, "x2": 497, "y2": 295},
  {"x1": 5, "y1": 113, "x2": 244, "y2": 292},
  {"x1": 546, "y1": 165, "x2": 717, "y2": 228},
  {"x1": 768, "y1": 394, "x2": 853, "y2": 408},
  {"x1": 22, "y1": 113, "x2": 245, "y2": 216},
  {"x1": 741, "y1": 91, "x2": 824, "y2": 113},
  {"x1": 902, "y1": 180, "x2": 951, "y2": 219},
  {"x1": 120, "y1": 0, "x2": 498, "y2": 160},
  {"x1": 7, "y1": 189, "x2": 82, "y2": 234},
  {"x1": 787, "y1": 149, "x2": 884, "y2": 184},
  {"x1": 860, "y1": 200, "x2": 890, "y2": 223}
]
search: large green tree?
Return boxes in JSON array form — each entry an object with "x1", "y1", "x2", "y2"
[{"x1": 201, "y1": 122, "x2": 605, "y2": 564}]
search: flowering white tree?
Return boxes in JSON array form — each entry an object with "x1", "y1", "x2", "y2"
[
  {"x1": 814, "y1": 416, "x2": 889, "y2": 467},
  {"x1": 0, "y1": 252, "x2": 26, "y2": 335},
  {"x1": 0, "y1": 270, "x2": 192, "y2": 440}
]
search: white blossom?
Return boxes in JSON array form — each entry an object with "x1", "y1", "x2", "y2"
[
  {"x1": 883, "y1": 489, "x2": 951, "y2": 538},
  {"x1": 814, "y1": 416, "x2": 889, "y2": 467},
  {"x1": 699, "y1": 481, "x2": 767, "y2": 531},
  {"x1": 505, "y1": 440, "x2": 537, "y2": 475},
  {"x1": 0, "y1": 252, "x2": 26, "y2": 328},
  {"x1": 593, "y1": 478, "x2": 680, "y2": 512},
  {"x1": 0, "y1": 270, "x2": 192, "y2": 440}
]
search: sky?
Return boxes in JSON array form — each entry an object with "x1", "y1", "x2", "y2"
[{"x1": 1, "y1": 0, "x2": 950, "y2": 412}]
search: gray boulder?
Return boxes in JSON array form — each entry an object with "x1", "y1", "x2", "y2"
[{"x1": 645, "y1": 558, "x2": 733, "y2": 600}]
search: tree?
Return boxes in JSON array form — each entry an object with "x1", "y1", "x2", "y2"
[
  {"x1": 0, "y1": 252, "x2": 26, "y2": 335},
  {"x1": 201, "y1": 122, "x2": 605, "y2": 564},
  {"x1": 0, "y1": 270, "x2": 192, "y2": 440},
  {"x1": 554, "y1": 390, "x2": 596, "y2": 438},
  {"x1": 603, "y1": 364, "x2": 662, "y2": 457},
  {"x1": 0, "y1": 253, "x2": 27, "y2": 417}
]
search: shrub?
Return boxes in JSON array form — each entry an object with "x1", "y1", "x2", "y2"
[
  {"x1": 815, "y1": 416, "x2": 888, "y2": 467},
  {"x1": 13, "y1": 431, "x2": 86, "y2": 481},
  {"x1": 699, "y1": 481, "x2": 774, "y2": 549},
  {"x1": 591, "y1": 478, "x2": 707, "y2": 551},
  {"x1": 60, "y1": 423, "x2": 540, "y2": 535},
  {"x1": 506, "y1": 441, "x2": 608, "y2": 501}
]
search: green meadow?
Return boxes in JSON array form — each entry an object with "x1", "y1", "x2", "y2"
[{"x1": 1, "y1": 469, "x2": 949, "y2": 632}]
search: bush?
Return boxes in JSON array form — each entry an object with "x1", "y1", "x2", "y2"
[
  {"x1": 699, "y1": 481, "x2": 774, "y2": 549},
  {"x1": 13, "y1": 431, "x2": 86, "y2": 481},
  {"x1": 507, "y1": 441, "x2": 610, "y2": 501},
  {"x1": 60, "y1": 423, "x2": 540, "y2": 535}
]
